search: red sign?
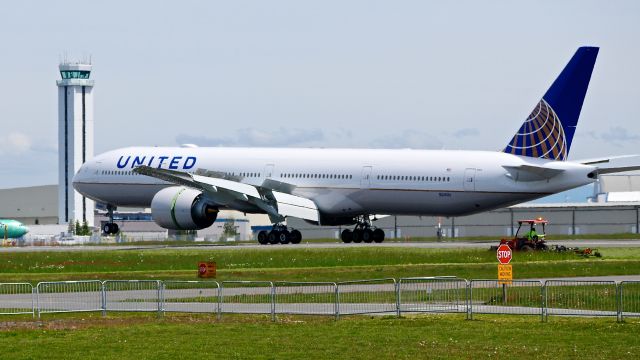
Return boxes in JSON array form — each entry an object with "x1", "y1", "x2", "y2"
[
  {"x1": 496, "y1": 244, "x2": 512, "y2": 264},
  {"x1": 198, "y1": 263, "x2": 207, "y2": 276},
  {"x1": 197, "y1": 262, "x2": 217, "y2": 278}
]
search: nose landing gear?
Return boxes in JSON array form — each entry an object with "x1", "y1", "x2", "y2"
[{"x1": 102, "y1": 204, "x2": 120, "y2": 235}]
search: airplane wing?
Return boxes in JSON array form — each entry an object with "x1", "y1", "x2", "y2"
[
  {"x1": 502, "y1": 165, "x2": 565, "y2": 182},
  {"x1": 133, "y1": 166, "x2": 320, "y2": 223}
]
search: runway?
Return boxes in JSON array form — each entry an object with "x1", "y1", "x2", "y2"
[{"x1": 1, "y1": 239, "x2": 639, "y2": 252}]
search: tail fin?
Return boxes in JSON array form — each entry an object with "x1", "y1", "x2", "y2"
[{"x1": 504, "y1": 46, "x2": 599, "y2": 160}]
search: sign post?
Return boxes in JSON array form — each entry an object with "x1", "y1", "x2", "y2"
[{"x1": 496, "y1": 244, "x2": 513, "y2": 303}]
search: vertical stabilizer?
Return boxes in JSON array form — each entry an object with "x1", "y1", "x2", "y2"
[{"x1": 504, "y1": 47, "x2": 599, "y2": 160}]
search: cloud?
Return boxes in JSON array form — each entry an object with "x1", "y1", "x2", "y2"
[
  {"x1": 452, "y1": 128, "x2": 480, "y2": 137},
  {"x1": 0, "y1": 132, "x2": 32, "y2": 155},
  {"x1": 176, "y1": 127, "x2": 325, "y2": 147},
  {"x1": 370, "y1": 129, "x2": 443, "y2": 149},
  {"x1": 583, "y1": 126, "x2": 640, "y2": 147}
]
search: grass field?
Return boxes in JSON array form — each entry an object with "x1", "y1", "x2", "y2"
[
  {"x1": 1, "y1": 247, "x2": 640, "y2": 283},
  {"x1": 0, "y1": 314, "x2": 639, "y2": 359},
  {"x1": 2, "y1": 246, "x2": 640, "y2": 358}
]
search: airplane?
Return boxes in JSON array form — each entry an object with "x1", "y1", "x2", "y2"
[
  {"x1": 73, "y1": 46, "x2": 640, "y2": 245},
  {"x1": 0, "y1": 219, "x2": 29, "y2": 239}
]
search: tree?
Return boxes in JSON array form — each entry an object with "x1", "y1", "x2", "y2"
[
  {"x1": 221, "y1": 218, "x2": 238, "y2": 241},
  {"x1": 75, "y1": 220, "x2": 81, "y2": 236},
  {"x1": 80, "y1": 221, "x2": 91, "y2": 236}
]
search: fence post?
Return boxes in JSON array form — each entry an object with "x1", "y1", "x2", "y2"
[
  {"x1": 334, "y1": 282, "x2": 340, "y2": 321},
  {"x1": 36, "y1": 283, "x2": 41, "y2": 320},
  {"x1": 157, "y1": 281, "x2": 164, "y2": 319},
  {"x1": 101, "y1": 281, "x2": 107, "y2": 317},
  {"x1": 539, "y1": 281, "x2": 544, "y2": 323},
  {"x1": 468, "y1": 281, "x2": 473, "y2": 320},
  {"x1": 542, "y1": 281, "x2": 547, "y2": 322},
  {"x1": 31, "y1": 284, "x2": 35, "y2": 319},
  {"x1": 270, "y1": 282, "x2": 275, "y2": 322},
  {"x1": 217, "y1": 283, "x2": 222, "y2": 321},
  {"x1": 396, "y1": 279, "x2": 401, "y2": 318},
  {"x1": 618, "y1": 282, "x2": 623, "y2": 323}
]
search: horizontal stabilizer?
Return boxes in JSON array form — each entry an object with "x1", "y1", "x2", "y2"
[
  {"x1": 589, "y1": 166, "x2": 640, "y2": 176},
  {"x1": 577, "y1": 154, "x2": 640, "y2": 165},
  {"x1": 503, "y1": 165, "x2": 565, "y2": 182}
]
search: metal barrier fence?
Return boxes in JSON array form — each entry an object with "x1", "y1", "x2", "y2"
[
  {"x1": 469, "y1": 280, "x2": 544, "y2": 320},
  {"x1": 274, "y1": 282, "x2": 337, "y2": 317},
  {"x1": 619, "y1": 281, "x2": 640, "y2": 321},
  {"x1": 220, "y1": 281, "x2": 275, "y2": 320},
  {"x1": 36, "y1": 280, "x2": 103, "y2": 318},
  {"x1": 544, "y1": 280, "x2": 618, "y2": 320},
  {"x1": 398, "y1": 277, "x2": 468, "y2": 317},
  {"x1": 162, "y1": 280, "x2": 220, "y2": 314},
  {"x1": 336, "y1": 278, "x2": 398, "y2": 317},
  {"x1": 0, "y1": 283, "x2": 34, "y2": 316},
  {"x1": 2, "y1": 278, "x2": 640, "y2": 322},
  {"x1": 103, "y1": 280, "x2": 162, "y2": 315}
]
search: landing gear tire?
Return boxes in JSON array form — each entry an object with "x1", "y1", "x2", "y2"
[
  {"x1": 341, "y1": 229, "x2": 353, "y2": 243},
  {"x1": 289, "y1": 230, "x2": 302, "y2": 244},
  {"x1": 362, "y1": 229, "x2": 374, "y2": 243},
  {"x1": 279, "y1": 230, "x2": 291, "y2": 244},
  {"x1": 103, "y1": 223, "x2": 119, "y2": 235},
  {"x1": 373, "y1": 228, "x2": 385, "y2": 243},
  {"x1": 257, "y1": 230, "x2": 269, "y2": 245},
  {"x1": 352, "y1": 230, "x2": 363, "y2": 243},
  {"x1": 268, "y1": 231, "x2": 280, "y2": 244}
]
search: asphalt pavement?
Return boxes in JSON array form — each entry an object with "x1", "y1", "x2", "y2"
[{"x1": 2, "y1": 239, "x2": 640, "y2": 252}]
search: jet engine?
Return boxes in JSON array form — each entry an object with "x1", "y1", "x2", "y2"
[{"x1": 151, "y1": 186, "x2": 218, "y2": 230}]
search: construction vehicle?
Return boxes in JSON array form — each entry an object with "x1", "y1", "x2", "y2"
[{"x1": 500, "y1": 218, "x2": 548, "y2": 251}]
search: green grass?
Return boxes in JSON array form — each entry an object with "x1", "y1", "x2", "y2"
[
  {"x1": 0, "y1": 314, "x2": 639, "y2": 359},
  {"x1": 2, "y1": 246, "x2": 640, "y2": 358},
  {"x1": 2, "y1": 247, "x2": 640, "y2": 283}
]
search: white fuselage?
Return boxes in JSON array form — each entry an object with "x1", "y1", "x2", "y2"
[{"x1": 73, "y1": 147, "x2": 595, "y2": 218}]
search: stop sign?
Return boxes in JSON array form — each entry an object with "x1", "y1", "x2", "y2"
[{"x1": 496, "y1": 244, "x2": 512, "y2": 264}]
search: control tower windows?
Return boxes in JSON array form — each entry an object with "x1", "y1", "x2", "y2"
[{"x1": 60, "y1": 71, "x2": 90, "y2": 79}]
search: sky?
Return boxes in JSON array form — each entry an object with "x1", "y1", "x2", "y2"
[{"x1": 0, "y1": 1, "x2": 639, "y2": 202}]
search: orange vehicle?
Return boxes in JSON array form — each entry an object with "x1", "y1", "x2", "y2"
[{"x1": 500, "y1": 218, "x2": 548, "y2": 251}]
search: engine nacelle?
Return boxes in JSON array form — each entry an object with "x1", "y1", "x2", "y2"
[{"x1": 151, "y1": 186, "x2": 218, "y2": 230}]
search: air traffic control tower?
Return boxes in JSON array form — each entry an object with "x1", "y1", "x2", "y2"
[{"x1": 57, "y1": 62, "x2": 95, "y2": 226}]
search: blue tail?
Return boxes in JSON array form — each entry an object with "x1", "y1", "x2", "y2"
[{"x1": 504, "y1": 46, "x2": 599, "y2": 160}]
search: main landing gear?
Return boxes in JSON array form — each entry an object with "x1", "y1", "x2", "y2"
[
  {"x1": 102, "y1": 205, "x2": 119, "y2": 235},
  {"x1": 341, "y1": 217, "x2": 385, "y2": 244},
  {"x1": 257, "y1": 224, "x2": 302, "y2": 245}
]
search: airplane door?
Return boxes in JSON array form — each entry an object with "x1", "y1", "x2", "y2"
[
  {"x1": 463, "y1": 168, "x2": 476, "y2": 191},
  {"x1": 264, "y1": 164, "x2": 275, "y2": 179},
  {"x1": 360, "y1": 166, "x2": 372, "y2": 189}
]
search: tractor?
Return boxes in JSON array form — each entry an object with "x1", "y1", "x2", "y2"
[{"x1": 500, "y1": 218, "x2": 548, "y2": 251}]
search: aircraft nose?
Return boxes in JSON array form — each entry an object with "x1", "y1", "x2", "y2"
[
  {"x1": 73, "y1": 164, "x2": 83, "y2": 182},
  {"x1": 72, "y1": 163, "x2": 88, "y2": 187},
  {"x1": 23, "y1": 226, "x2": 29, "y2": 235}
]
